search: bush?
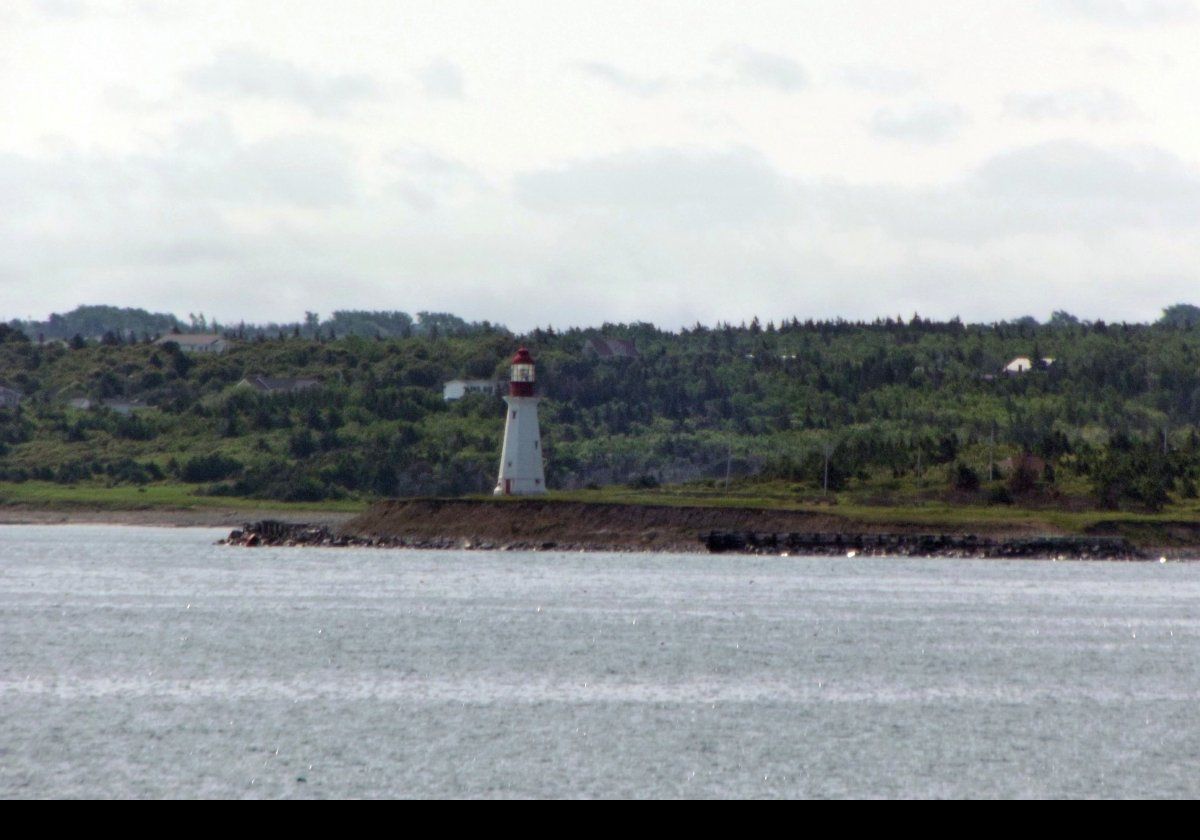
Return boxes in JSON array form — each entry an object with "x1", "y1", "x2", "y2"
[
  {"x1": 179, "y1": 453, "x2": 243, "y2": 483},
  {"x1": 951, "y1": 462, "x2": 980, "y2": 492},
  {"x1": 987, "y1": 484, "x2": 1012, "y2": 505}
]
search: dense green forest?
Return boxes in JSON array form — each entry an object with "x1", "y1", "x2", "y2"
[{"x1": 4, "y1": 305, "x2": 1200, "y2": 511}]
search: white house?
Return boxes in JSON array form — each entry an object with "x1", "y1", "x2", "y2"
[
  {"x1": 1003, "y1": 356, "x2": 1054, "y2": 374},
  {"x1": 155, "y1": 333, "x2": 230, "y2": 354},
  {"x1": 0, "y1": 385, "x2": 22, "y2": 409},
  {"x1": 443, "y1": 379, "x2": 499, "y2": 401}
]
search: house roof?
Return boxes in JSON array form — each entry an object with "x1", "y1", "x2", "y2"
[
  {"x1": 1004, "y1": 356, "x2": 1054, "y2": 370},
  {"x1": 156, "y1": 333, "x2": 226, "y2": 346}
]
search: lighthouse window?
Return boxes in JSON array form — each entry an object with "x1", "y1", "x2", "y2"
[
  {"x1": 534, "y1": 440, "x2": 539, "y2": 449},
  {"x1": 511, "y1": 411, "x2": 516, "y2": 419}
]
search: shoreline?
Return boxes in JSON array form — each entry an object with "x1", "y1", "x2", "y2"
[
  {"x1": 228, "y1": 498, "x2": 1200, "y2": 560},
  {"x1": 3, "y1": 499, "x2": 1198, "y2": 560}
]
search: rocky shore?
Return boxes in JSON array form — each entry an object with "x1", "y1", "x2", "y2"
[
  {"x1": 221, "y1": 505, "x2": 1149, "y2": 559},
  {"x1": 220, "y1": 519, "x2": 575, "y2": 552},
  {"x1": 701, "y1": 530, "x2": 1143, "y2": 559}
]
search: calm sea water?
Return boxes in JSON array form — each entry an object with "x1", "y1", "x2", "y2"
[{"x1": 2, "y1": 524, "x2": 1199, "y2": 799}]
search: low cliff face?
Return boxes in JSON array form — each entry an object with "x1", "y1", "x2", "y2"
[
  {"x1": 220, "y1": 499, "x2": 1151, "y2": 558},
  {"x1": 341, "y1": 498, "x2": 856, "y2": 552}
]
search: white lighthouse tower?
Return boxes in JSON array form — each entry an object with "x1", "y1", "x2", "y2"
[{"x1": 494, "y1": 347, "x2": 546, "y2": 495}]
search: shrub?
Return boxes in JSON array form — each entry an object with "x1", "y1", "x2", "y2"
[
  {"x1": 951, "y1": 462, "x2": 980, "y2": 492},
  {"x1": 179, "y1": 453, "x2": 243, "y2": 483}
]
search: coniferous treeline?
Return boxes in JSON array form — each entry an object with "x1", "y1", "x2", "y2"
[{"x1": 8, "y1": 305, "x2": 503, "y2": 343}]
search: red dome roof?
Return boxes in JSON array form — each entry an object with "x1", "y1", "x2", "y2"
[{"x1": 511, "y1": 347, "x2": 534, "y2": 365}]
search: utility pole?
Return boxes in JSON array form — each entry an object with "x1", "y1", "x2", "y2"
[
  {"x1": 988, "y1": 421, "x2": 996, "y2": 482},
  {"x1": 724, "y1": 439, "x2": 733, "y2": 490},
  {"x1": 822, "y1": 441, "x2": 834, "y2": 496}
]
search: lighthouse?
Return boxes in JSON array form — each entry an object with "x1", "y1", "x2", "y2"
[{"x1": 493, "y1": 347, "x2": 547, "y2": 495}]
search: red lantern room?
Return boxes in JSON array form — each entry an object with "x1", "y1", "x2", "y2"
[{"x1": 509, "y1": 347, "x2": 535, "y2": 397}]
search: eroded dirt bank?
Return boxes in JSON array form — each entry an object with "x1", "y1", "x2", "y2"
[
  {"x1": 324, "y1": 497, "x2": 1147, "y2": 556},
  {"x1": 339, "y1": 498, "x2": 866, "y2": 552}
]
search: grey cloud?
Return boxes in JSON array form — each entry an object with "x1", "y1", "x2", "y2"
[
  {"x1": 186, "y1": 48, "x2": 377, "y2": 116},
  {"x1": 575, "y1": 62, "x2": 667, "y2": 97},
  {"x1": 869, "y1": 102, "x2": 967, "y2": 143},
  {"x1": 833, "y1": 141, "x2": 1200, "y2": 240},
  {"x1": 7, "y1": 130, "x2": 1200, "y2": 330},
  {"x1": 146, "y1": 117, "x2": 357, "y2": 207},
  {"x1": 575, "y1": 49, "x2": 805, "y2": 99},
  {"x1": 835, "y1": 64, "x2": 922, "y2": 95},
  {"x1": 0, "y1": 118, "x2": 356, "y2": 277},
  {"x1": 973, "y1": 141, "x2": 1200, "y2": 225},
  {"x1": 384, "y1": 145, "x2": 490, "y2": 210},
  {"x1": 516, "y1": 139, "x2": 1200, "y2": 248},
  {"x1": 417, "y1": 59, "x2": 464, "y2": 99},
  {"x1": 32, "y1": 0, "x2": 89, "y2": 16},
  {"x1": 221, "y1": 135, "x2": 356, "y2": 207},
  {"x1": 1004, "y1": 88, "x2": 1133, "y2": 122},
  {"x1": 715, "y1": 46, "x2": 807, "y2": 92},
  {"x1": 1044, "y1": 0, "x2": 1197, "y2": 24},
  {"x1": 514, "y1": 147, "x2": 799, "y2": 225}
]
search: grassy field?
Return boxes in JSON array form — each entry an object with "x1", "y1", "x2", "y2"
[
  {"x1": 0, "y1": 481, "x2": 367, "y2": 514},
  {"x1": 3, "y1": 478, "x2": 1199, "y2": 545},
  {"x1": 543, "y1": 479, "x2": 1200, "y2": 543}
]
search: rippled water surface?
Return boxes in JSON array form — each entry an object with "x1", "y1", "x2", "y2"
[{"x1": 2, "y1": 524, "x2": 1199, "y2": 798}]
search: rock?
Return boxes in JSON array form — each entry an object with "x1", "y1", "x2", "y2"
[{"x1": 699, "y1": 530, "x2": 1142, "y2": 560}]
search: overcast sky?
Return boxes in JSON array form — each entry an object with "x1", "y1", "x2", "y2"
[{"x1": 3, "y1": 0, "x2": 1200, "y2": 330}]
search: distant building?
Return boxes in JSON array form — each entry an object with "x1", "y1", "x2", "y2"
[
  {"x1": 155, "y1": 333, "x2": 229, "y2": 354},
  {"x1": 237, "y1": 375, "x2": 321, "y2": 394},
  {"x1": 443, "y1": 379, "x2": 499, "y2": 401},
  {"x1": 1003, "y1": 356, "x2": 1054, "y2": 374},
  {"x1": 583, "y1": 337, "x2": 638, "y2": 359},
  {"x1": 0, "y1": 385, "x2": 22, "y2": 409}
]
